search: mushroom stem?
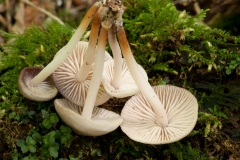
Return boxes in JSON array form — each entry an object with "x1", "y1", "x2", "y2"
[
  {"x1": 29, "y1": 2, "x2": 101, "y2": 87},
  {"x1": 76, "y1": 6, "x2": 109, "y2": 82},
  {"x1": 81, "y1": 27, "x2": 108, "y2": 119},
  {"x1": 108, "y1": 27, "x2": 122, "y2": 89},
  {"x1": 117, "y1": 27, "x2": 169, "y2": 128}
]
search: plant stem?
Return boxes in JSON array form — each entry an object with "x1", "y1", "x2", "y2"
[
  {"x1": 108, "y1": 27, "x2": 122, "y2": 89},
  {"x1": 76, "y1": 6, "x2": 109, "y2": 82},
  {"x1": 81, "y1": 27, "x2": 108, "y2": 119},
  {"x1": 29, "y1": 2, "x2": 101, "y2": 87},
  {"x1": 117, "y1": 26, "x2": 168, "y2": 128}
]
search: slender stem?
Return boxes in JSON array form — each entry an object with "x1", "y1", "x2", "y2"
[
  {"x1": 76, "y1": 6, "x2": 109, "y2": 82},
  {"x1": 29, "y1": 2, "x2": 101, "y2": 87},
  {"x1": 117, "y1": 27, "x2": 168, "y2": 128},
  {"x1": 81, "y1": 27, "x2": 108, "y2": 119},
  {"x1": 108, "y1": 27, "x2": 122, "y2": 89}
]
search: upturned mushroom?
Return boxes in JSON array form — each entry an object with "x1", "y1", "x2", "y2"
[
  {"x1": 54, "y1": 98, "x2": 122, "y2": 136},
  {"x1": 115, "y1": 11, "x2": 198, "y2": 143},
  {"x1": 120, "y1": 85, "x2": 198, "y2": 144},
  {"x1": 18, "y1": 67, "x2": 58, "y2": 101},
  {"x1": 53, "y1": 41, "x2": 112, "y2": 106}
]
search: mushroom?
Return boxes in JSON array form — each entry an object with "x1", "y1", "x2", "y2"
[
  {"x1": 54, "y1": 98, "x2": 123, "y2": 136},
  {"x1": 116, "y1": 22, "x2": 198, "y2": 143},
  {"x1": 52, "y1": 41, "x2": 112, "y2": 106},
  {"x1": 120, "y1": 85, "x2": 198, "y2": 144},
  {"x1": 18, "y1": 67, "x2": 58, "y2": 101}
]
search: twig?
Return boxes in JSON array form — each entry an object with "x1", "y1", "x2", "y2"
[
  {"x1": 20, "y1": 0, "x2": 64, "y2": 25},
  {"x1": 5, "y1": 0, "x2": 12, "y2": 31},
  {"x1": 193, "y1": 2, "x2": 201, "y2": 15}
]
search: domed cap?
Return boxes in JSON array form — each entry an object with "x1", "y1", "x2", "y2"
[
  {"x1": 54, "y1": 98, "x2": 123, "y2": 136},
  {"x1": 102, "y1": 59, "x2": 148, "y2": 98},
  {"x1": 120, "y1": 85, "x2": 198, "y2": 144},
  {"x1": 53, "y1": 41, "x2": 112, "y2": 106},
  {"x1": 18, "y1": 67, "x2": 58, "y2": 101}
]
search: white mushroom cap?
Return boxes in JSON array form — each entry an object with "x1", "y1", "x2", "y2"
[
  {"x1": 120, "y1": 85, "x2": 198, "y2": 144},
  {"x1": 54, "y1": 98, "x2": 123, "y2": 136},
  {"x1": 102, "y1": 59, "x2": 148, "y2": 98},
  {"x1": 18, "y1": 67, "x2": 58, "y2": 101},
  {"x1": 53, "y1": 41, "x2": 112, "y2": 106}
]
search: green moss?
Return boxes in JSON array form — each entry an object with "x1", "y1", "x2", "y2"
[{"x1": 123, "y1": 0, "x2": 240, "y2": 77}]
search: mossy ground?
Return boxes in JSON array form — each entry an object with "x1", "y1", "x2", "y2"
[{"x1": 0, "y1": 0, "x2": 240, "y2": 159}]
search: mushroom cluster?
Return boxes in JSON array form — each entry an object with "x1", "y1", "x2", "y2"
[{"x1": 18, "y1": 0, "x2": 198, "y2": 144}]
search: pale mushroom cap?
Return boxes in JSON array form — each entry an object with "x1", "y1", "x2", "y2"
[
  {"x1": 102, "y1": 59, "x2": 148, "y2": 98},
  {"x1": 54, "y1": 98, "x2": 123, "y2": 136},
  {"x1": 18, "y1": 67, "x2": 58, "y2": 101},
  {"x1": 120, "y1": 85, "x2": 198, "y2": 144},
  {"x1": 53, "y1": 41, "x2": 112, "y2": 106}
]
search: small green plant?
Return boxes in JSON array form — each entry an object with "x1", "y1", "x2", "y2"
[
  {"x1": 41, "y1": 130, "x2": 60, "y2": 158},
  {"x1": 8, "y1": 107, "x2": 36, "y2": 123},
  {"x1": 9, "y1": 111, "x2": 21, "y2": 121},
  {"x1": 41, "y1": 110, "x2": 59, "y2": 129},
  {"x1": 59, "y1": 125, "x2": 74, "y2": 147},
  {"x1": 21, "y1": 109, "x2": 36, "y2": 124},
  {"x1": 225, "y1": 58, "x2": 240, "y2": 75},
  {"x1": 40, "y1": 126, "x2": 74, "y2": 158},
  {"x1": 16, "y1": 136, "x2": 37, "y2": 154},
  {"x1": 13, "y1": 122, "x2": 74, "y2": 159}
]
